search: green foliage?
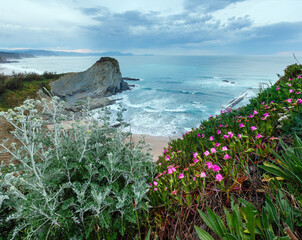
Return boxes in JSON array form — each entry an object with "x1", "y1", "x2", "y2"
[
  {"x1": 196, "y1": 191, "x2": 301, "y2": 240},
  {"x1": 261, "y1": 135, "x2": 302, "y2": 206},
  {"x1": 0, "y1": 98, "x2": 155, "y2": 239},
  {"x1": 148, "y1": 64, "x2": 302, "y2": 238},
  {"x1": 4, "y1": 77, "x2": 24, "y2": 90}
]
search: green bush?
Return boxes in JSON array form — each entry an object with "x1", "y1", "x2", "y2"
[
  {"x1": 4, "y1": 77, "x2": 23, "y2": 90},
  {"x1": 42, "y1": 71, "x2": 59, "y2": 79},
  {"x1": 0, "y1": 77, "x2": 6, "y2": 94},
  {"x1": 0, "y1": 98, "x2": 155, "y2": 239},
  {"x1": 22, "y1": 72, "x2": 43, "y2": 82}
]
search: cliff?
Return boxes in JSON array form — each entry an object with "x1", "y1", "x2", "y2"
[{"x1": 50, "y1": 57, "x2": 130, "y2": 105}]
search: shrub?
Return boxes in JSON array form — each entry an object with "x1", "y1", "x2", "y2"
[
  {"x1": 0, "y1": 77, "x2": 6, "y2": 94},
  {"x1": 4, "y1": 77, "x2": 23, "y2": 90},
  {"x1": 42, "y1": 71, "x2": 59, "y2": 79},
  {"x1": 22, "y1": 72, "x2": 43, "y2": 82},
  {"x1": 0, "y1": 97, "x2": 155, "y2": 239}
]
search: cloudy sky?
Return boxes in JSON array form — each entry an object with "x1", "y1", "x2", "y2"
[{"x1": 1, "y1": 0, "x2": 302, "y2": 55}]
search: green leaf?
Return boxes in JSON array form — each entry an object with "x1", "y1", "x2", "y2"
[
  {"x1": 197, "y1": 209, "x2": 216, "y2": 232},
  {"x1": 224, "y1": 207, "x2": 233, "y2": 234},
  {"x1": 223, "y1": 233, "x2": 239, "y2": 240},
  {"x1": 232, "y1": 204, "x2": 241, "y2": 238},
  {"x1": 145, "y1": 229, "x2": 151, "y2": 240},
  {"x1": 194, "y1": 226, "x2": 215, "y2": 240},
  {"x1": 246, "y1": 204, "x2": 256, "y2": 240},
  {"x1": 206, "y1": 207, "x2": 227, "y2": 238}
]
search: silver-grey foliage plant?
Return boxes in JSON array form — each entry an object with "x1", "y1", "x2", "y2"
[{"x1": 0, "y1": 97, "x2": 155, "y2": 240}]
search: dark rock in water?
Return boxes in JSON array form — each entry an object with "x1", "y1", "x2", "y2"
[
  {"x1": 50, "y1": 57, "x2": 130, "y2": 104},
  {"x1": 122, "y1": 77, "x2": 140, "y2": 81},
  {"x1": 223, "y1": 80, "x2": 235, "y2": 84}
]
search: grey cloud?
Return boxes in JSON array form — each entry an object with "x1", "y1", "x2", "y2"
[
  {"x1": 79, "y1": 8, "x2": 101, "y2": 16},
  {"x1": 184, "y1": 0, "x2": 247, "y2": 12},
  {"x1": 225, "y1": 15, "x2": 253, "y2": 30}
]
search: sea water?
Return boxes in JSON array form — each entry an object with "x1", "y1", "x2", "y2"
[{"x1": 0, "y1": 55, "x2": 297, "y2": 136}]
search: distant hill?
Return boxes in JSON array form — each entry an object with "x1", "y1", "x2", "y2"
[
  {"x1": 52, "y1": 51, "x2": 134, "y2": 57},
  {"x1": 0, "y1": 51, "x2": 34, "y2": 61},
  {"x1": 0, "y1": 49, "x2": 153, "y2": 58}
]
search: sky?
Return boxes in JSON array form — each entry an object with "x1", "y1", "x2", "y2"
[{"x1": 1, "y1": 0, "x2": 302, "y2": 55}]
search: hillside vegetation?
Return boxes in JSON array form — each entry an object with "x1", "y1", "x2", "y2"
[
  {"x1": 0, "y1": 72, "x2": 62, "y2": 111},
  {"x1": 0, "y1": 64, "x2": 302, "y2": 240}
]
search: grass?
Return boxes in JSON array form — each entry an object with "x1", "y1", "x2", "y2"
[{"x1": 0, "y1": 72, "x2": 62, "y2": 111}]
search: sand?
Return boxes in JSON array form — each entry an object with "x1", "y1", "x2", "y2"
[{"x1": 130, "y1": 134, "x2": 176, "y2": 160}]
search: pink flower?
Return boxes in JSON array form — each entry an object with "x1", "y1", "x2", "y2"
[
  {"x1": 171, "y1": 190, "x2": 177, "y2": 194},
  {"x1": 223, "y1": 135, "x2": 228, "y2": 139},
  {"x1": 204, "y1": 150, "x2": 210, "y2": 156},
  {"x1": 205, "y1": 161, "x2": 213, "y2": 169},
  {"x1": 216, "y1": 173, "x2": 223, "y2": 181},
  {"x1": 276, "y1": 86, "x2": 280, "y2": 91},
  {"x1": 217, "y1": 129, "x2": 221, "y2": 134},
  {"x1": 255, "y1": 134, "x2": 263, "y2": 139},
  {"x1": 238, "y1": 134, "x2": 242, "y2": 139},
  {"x1": 248, "y1": 114, "x2": 254, "y2": 118},
  {"x1": 212, "y1": 165, "x2": 220, "y2": 172},
  {"x1": 253, "y1": 110, "x2": 258, "y2": 115},
  {"x1": 296, "y1": 91, "x2": 301, "y2": 94},
  {"x1": 224, "y1": 154, "x2": 230, "y2": 160},
  {"x1": 193, "y1": 177, "x2": 196, "y2": 181},
  {"x1": 193, "y1": 152, "x2": 198, "y2": 158},
  {"x1": 251, "y1": 126, "x2": 257, "y2": 131},
  {"x1": 166, "y1": 155, "x2": 170, "y2": 161},
  {"x1": 154, "y1": 188, "x2": 158, "y2": 191},
  {"x1": 219, "y1": 124, "x2": 223, "y2": 127},
  {"x1": 262, "y1": 102, "x2": 265, "y2": 105},
  {"x1": 210, "y1": 148, "x2": 217, "y2": 154},
  {"x1": 288, "y1": 83, "x2": 291, "y2": 86},
  {"x1": 239, "y1": 123, "x2": 245, "y2": 128},
  {"x1": 222, "y1": 146, "x2": 228, "y2": 151},
  {"x1": 286, "y1": 99, "x2": 292, "y2": 103},
  {"x1": 210, "y1": 136, "x2": 214, "y2": 141},
  {"x1": 194, "y1": 158, "x2": 199, "y2": 163},
  {"x1": 289, "y1": 89, "x2": 294, "y2": 93},
  {"x1": 197, "y1": 134, "x2": 201, "y2": 138},
  {"x1": 215, "y1": 143, "x2": 221, "y2": 147},
  {"x1": 202, "y1": 134, "x2": 205, "y2": 138},
  {"x1": 178, "y1": 173, "x2": 184, "y2": 179},
  {"x1": 167, "y1": 166, "x2": 176, "y2": 174},
  {"x1": 158, "y1": 163, "x2": 161, "y2": 166},
  {"x1": 263, "y1": 113, "x2": 269, "y2": 118},
  {"x1": 200, "y1": 172, "x2": 206, "y2": 177},
  {"x1": 153, "y1": 181, "x2": 158, "y2": 186},
  {"x1": 228, "y1": 132, "x2": 234, "y2": 138},
  {"x1": 289, "y1": 78, "x2": 292, "y2": 81},
  {"x1": 238, "y1": 116, "x2": 242, "y2": 118},
  {"x1": 297, "y1": 99, "x2": 302, "y2": 104},
  {"x1": 221, "y1": 109, "x2": 225, "y2": 114},
  {"x1": 298, "y1": 75, "x2": 301, "y2": 79},
  {"x1": 163, "y1": 149, "x2": 167, "y2": 154}
]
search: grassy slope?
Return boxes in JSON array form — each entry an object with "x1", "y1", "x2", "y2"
[
  {"x1": 0, "y1": 73, "x2": 62, "y2": 111},
  {"x1": 147, "y1": 64, "x2": 302, "y2": 239}
]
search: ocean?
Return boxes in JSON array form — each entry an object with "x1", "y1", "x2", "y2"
[{"x1": 0, "y1": 55, "x2": 297, "y2": 136}]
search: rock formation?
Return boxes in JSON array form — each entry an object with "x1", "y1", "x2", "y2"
[{"x1": 50, "y1": 57, "x2": 130, "y2": 104}]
